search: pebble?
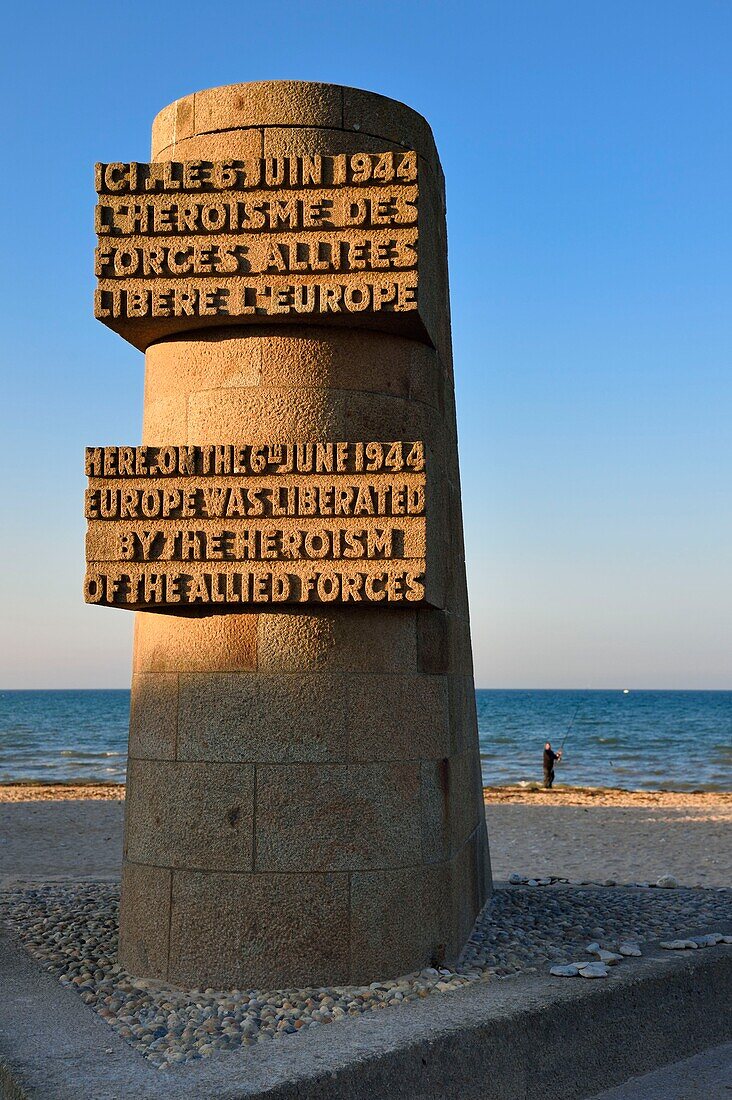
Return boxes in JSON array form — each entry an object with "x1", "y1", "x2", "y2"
[
  {"x1": 618, "y1": 944, "x2": 642, "y2": 957},
  {"x1": 691, "y1": 933, "x2": 723, "y2": 947},
  {"x1": 2, "y1": 879, "x2": 729, "y2": 1068},
  {"x1": 578, "y1": 963, "x2": 609, "y2": 978},
  {"x1": 593, "y1": 949, "x2": 624, "y2": 966},
  {"x1": 659, "y1": 939, "x2": 699, "y2": 950},
  {"x1": 549, "y1": 964, "x2": 580, "y2": 977},
  {"x1": 656, "y1": 875, "x2": 679, "y2": 889}
]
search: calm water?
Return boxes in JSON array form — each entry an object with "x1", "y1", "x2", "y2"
[
  {"x1": 477, "y1": 690, "x2": 732, "y2": 791},
  {"x1": 0, "y1": 689, "x2": 729, "y2": 791},
  {"x1": 0, "y1": 691, "x2": 129, "y2": 784}
]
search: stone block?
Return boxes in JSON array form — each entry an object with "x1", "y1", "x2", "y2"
[
  {"x1": 141, "y1": 394, "x2": 188, "y2": 445},
  {"x1": 125, "y1": 760, "x2": 255, "y2": 872},
  {"x1": 418, "y1": 610, "x2": 475, "y2": 676},
  {"x1": 420, "y1": 752, "x2": 483, "y2": 864},
  {"x1": 417, "y1": 609, "x2": 449, "y2": 674},
  {"x1": 448, "y1": 673, "x2": 480, "y2": 756},
  {"x1": 128, "y1": 672, "x2": 178, "y2": 760},
  {"x1": 256, "y1": 326, "x2": 426, "y2": 403},
  {"x1": 145, "y1": 332, "x2": 262, "y2": 402},
  {"x1": 168, "y1": 869, "x2": 351, "y2": 987},
  {"x1": 118, "y1": 862, "x2": 171, "y2": 979},
  {"x1": 343, "y1": 390, "x2": 445, "y2": 455},
  {"x1": 263, "y1": 126, "x2": 403, "y2": 158},
  {"x1": 448, "y1": 614, "x2": 476, "y2": 675},
  {"x1": 408, "y1": 343, "x2": 444, "y2": 410},
  {"x1": 154, "y1": 128, "x2": 262, "y2": 162},
  {"x1": 349, "y1": 862, "x2": 452, "y2": 980},
  {"x1": 256, "y1": 608, "x2": 418, "y2": 674},
  {"x1": 150, "y1": 95, "x2": 195, "y2": 158},
  {"x1": 192, "y1": 81, "x2": 344, "y2": 137},
  {"x1": 187, "y1": 387, "x2": 346, "y2": 444},
  {"x1": 347, "y1": 674, "x2": 449, "y2": 760},
  {"x1": 133, "y1": 611, "x2": 257, "y2": 674},
  {"x1": 177, "y1": 672, "x2": 348, "y2": 763},
  {"x1": 420, "y1": 757, "x2": 451, "y2": 864},
  {"x1": 452, "y1": 824, "x2": 491, "y2": 949},
  {"x1": 254, "y1": 762, "x2": 422, "y2": 872},
  {"x1": 342, "y1": 87, "x2": 438, "y2": 166},
  {"x1": 450, "y1": 751, "x2": 483, "y2": 852}
]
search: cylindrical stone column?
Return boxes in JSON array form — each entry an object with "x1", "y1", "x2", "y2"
[{"x1": 111, "y1": 81, "x2": 491, "y2": 988}]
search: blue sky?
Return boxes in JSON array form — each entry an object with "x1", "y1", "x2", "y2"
[{"x1": 1, "y1": 1, "x2": 730, "y2": 688}]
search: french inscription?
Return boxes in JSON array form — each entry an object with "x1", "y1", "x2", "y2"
[
  {"x1": 84, "y1": 441, "x2": 430, "y2": 608},
  {"x1": 94, "y1": 153, "x2": 430, "y2": 347}
]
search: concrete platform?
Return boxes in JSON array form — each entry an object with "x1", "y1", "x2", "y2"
[
  {"x1": 589, "y1": 1041, "x2": 732, "y2": 1098},
  {"x1": 1, "y1": 924, "x2": 730, "y2": 1099}
]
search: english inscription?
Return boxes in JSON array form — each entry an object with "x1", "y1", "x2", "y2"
[{"x1": 84, "y1": 441, "x2": 431, "y2": 608}]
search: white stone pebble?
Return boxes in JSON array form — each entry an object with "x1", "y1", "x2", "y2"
[
  {"x1": 656, "y1": 875, "x2": 679, "y2": 889},
  {"x1": 690, "y1": 933, "x2": 723, "y2": 947},
  {"x1": 593, "y1": 949, "x2": 624, "y2": 965},
  {"x1": 618, "y1": 944, "x2": 642, "y2": 957},
  {"x1": 660, "y1": 939, "x2": 699, "y2": 950},
  {"x1": 578, "y1": 963, "x2": 609, "y2": 978},
  {"x1": 549, "y1": 964, "x2": 580, "y2": 977}
]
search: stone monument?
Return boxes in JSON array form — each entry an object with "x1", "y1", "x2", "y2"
[{"x1": 85, "y1": 81, "x2": 491, "y2": 988}]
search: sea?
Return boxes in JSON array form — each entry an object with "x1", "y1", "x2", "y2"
[{"x1": 0, "y1": 689, "x2": 730, "y2": 791}]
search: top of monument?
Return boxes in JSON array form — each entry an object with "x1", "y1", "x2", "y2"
[{"x1": 151, "y1": 80, "x2": 438, "y2": 166}]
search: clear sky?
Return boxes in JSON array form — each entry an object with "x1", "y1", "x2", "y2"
[{"x1": 1, "y1": 1, "x2": 730, "y2": 689}]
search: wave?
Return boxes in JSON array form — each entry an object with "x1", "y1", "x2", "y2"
[{"x1": 58, "y1": 750, "x2": 124, "y2": 759}]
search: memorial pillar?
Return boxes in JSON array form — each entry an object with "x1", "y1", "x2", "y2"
[{"x1": 86, "y1": 81, "x2": 491, "y2": 987}]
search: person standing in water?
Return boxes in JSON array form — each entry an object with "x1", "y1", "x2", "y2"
[{"x1": 543, "y1": 741, "x2": 562, "y2": 788}]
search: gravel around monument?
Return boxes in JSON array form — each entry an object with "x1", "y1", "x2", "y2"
[{"x1": 2, "y1": 881, "x2": 729, "y2": 1069}]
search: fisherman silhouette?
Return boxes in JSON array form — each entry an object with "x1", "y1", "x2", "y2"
[{"x1": 543, "y1": 741, "x2": 562, "y2": 789}]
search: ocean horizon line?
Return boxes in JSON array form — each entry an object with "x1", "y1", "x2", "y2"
[{"x1": 1, "y1": 686, "x2": 731, "y2": 693}]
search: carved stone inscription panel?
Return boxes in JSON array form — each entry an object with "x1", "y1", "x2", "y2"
[
  {"x1": 84, "y1": 441, "x2": 436, "y2": 608},
  {"x1": 94, "y1": 153, "x2": 434, "y2": 349}
]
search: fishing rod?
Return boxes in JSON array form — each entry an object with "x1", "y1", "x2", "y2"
[{"x1": 559, "y1": 700, "x2": 583, "y2": 754}]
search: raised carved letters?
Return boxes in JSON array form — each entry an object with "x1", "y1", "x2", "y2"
[
  {"x1": 84, "y1": 441, "x2": 436, "y2": 608},
  {"x1": 93, "y1": 153, "x2": 437, "y2": 349}
]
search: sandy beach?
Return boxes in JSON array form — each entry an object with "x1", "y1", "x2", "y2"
[
  {"x1": 484, "y1": 786, "x2": 732, "y2": 888},
  {"x1": 0, "y1": 783, "x2": 729, "y2": 890}
]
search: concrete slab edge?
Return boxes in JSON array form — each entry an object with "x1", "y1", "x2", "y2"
[{"x1": 1, "y1": 925, "x2": 730, "y2": 1099}]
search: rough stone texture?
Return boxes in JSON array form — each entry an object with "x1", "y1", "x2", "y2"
[
  {"x1": 128, "y1": 672, "x2": 178, "y2": 760},
  {"x1": 254, "y1": 762, "x2": 422, "y2": 872},
  {"x1": 168, "y1": 870, "x2": 352, "y2": 987},
  {"x1": 114, "y1": 81, "x2": 490, "y2": 987},
  {"x1": 117, "y1": 862, "x2": 171, "y2": 976},
  {"x1": 177, "y1": 672, "x2": 349, "y2": 763},
  {"x1": 124, "y1": 760, "x2": 255, "y2": 871}
]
